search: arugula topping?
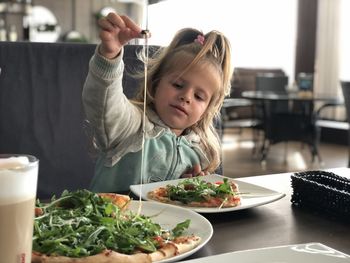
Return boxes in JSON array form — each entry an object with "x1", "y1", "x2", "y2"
[
  {"x1": 166, "y1": 177, "x2": 237, "y2": 204},
  {"x1": 33, "y1": 189, "x2": 190, "y2": 257}
]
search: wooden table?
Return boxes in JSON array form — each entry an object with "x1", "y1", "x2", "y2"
[{"x1": 186, "y1": 167, "x2": 350, "y2": 260}]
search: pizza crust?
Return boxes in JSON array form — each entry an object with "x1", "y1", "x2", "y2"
[
  {"x1": 98, "y1": 193, "x2": 131, "y2": 210},
  {"x1": 149, "y1": 235, "x2": 202, "y2": 262},
  {"x1": 32, "y1": 235, "x2": 201, "y2": 263},
  {"x1": 32, "y1": 250, "x2": 152, "y2": 263}
]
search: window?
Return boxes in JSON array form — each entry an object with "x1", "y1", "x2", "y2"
[
  {"x1": 340, "y1": 0, "x2": 350, "y2": 80},
  {"x1": 148, "y1": 0, "x2": 297, "y2": 80}
]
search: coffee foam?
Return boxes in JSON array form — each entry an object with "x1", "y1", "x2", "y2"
[
  {"x1": 0, "y1": 156, "x2": 30, "y2": 169},
  {"x1": 0, "y1": 160, "x2": 38, "y2": 204}
]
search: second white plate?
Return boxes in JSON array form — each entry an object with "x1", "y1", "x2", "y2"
[
  {"x1": 130, "y1": 174, "x2": 286, "y2": 213},
  {"x1": 178, "y1": 243, "x2": 350, "y2": 263}
]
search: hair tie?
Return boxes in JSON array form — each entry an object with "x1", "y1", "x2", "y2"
[{"x1": 194, "y1": 34, "x2": 205, "y2": 45}]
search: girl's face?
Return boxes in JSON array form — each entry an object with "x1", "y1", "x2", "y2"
[{"x1": 154, "y1": 64, "x2": 221, "y2": 136}]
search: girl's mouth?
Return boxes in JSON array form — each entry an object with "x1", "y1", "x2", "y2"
[{"x1": 171, "y1": 104, "x2": 188, "y2": 115}]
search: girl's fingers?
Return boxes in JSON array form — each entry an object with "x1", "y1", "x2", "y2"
[
  {"x1": 106, "y1": 12, "x2": 126, "y2": 29},
  {"x1": 120, "y1": 15, "x2": 142, "y2": 35},
  {"x1": 100, "y1": 12, "x2": 146, "y2": 41},
  {"x1": 191, "y1": 164, "x2": 202, "y2": 176},
  {"x1": 193, "y1": 171, "x2": 205, "y2": 177},
  {"x1": 181, "y1": 173, "x2": 193, "y2": 178},
  {"x1": 98, "y1": 17, "x2": 116, "y2": 32}
]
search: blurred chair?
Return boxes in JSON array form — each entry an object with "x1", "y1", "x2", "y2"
[
  {"x1": 341, "y1": 81, "x2": 350, "y2": 167},
  {"x1": 255, "y1": 73, "x2": 289, "y2": 113},
  {"x1": 254, "y1": 73, "x2": 290, "y2": 161},
  {"x1": 314, "y1": 81, "x2": 348, "y2": 166},
  {"x1": 254, "y1": 73, "x2": 319, "y2": 163},
  {"x1": 230, "y1": 67, "x2": 285, "y2": 98},
  {"x1": 221, "y1": 98, "x2": 263, "y2": 152},
  {"x1": 226, "y1": 69, "x2": 286, "y2": 154},
  {"x1": 0, "y1": 42, "x2": 165, "y2": 198},
  {"x1": 256, "y1": 73, "x2": 289, "y2": 92},
  {"x1": 314, "y1": 102, "x2": 346, "y2": 161},
  {"x1": 221, "y1": 98, "x2": 257, "y2": 130}
]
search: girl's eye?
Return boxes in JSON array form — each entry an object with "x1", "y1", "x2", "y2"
[
  {"x1": 195, "y1": 94, "x2": 205, "y2": 101},
  {"x1": 173, "y1": 82, "x2": 183, "y2": 89}
]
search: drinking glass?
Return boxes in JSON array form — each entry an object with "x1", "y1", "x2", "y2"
[{"x1": 0, "y1": 154, "x2": 39, "y2": 263}]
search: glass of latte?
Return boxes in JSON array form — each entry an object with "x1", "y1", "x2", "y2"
[{"x1": 0, "y1": 154, "x2": 38, "y2": 263}]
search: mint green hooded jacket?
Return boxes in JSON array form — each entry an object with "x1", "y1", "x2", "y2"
[{"x1": 82, "y1": 47, "x2": 210, "y2": 193}]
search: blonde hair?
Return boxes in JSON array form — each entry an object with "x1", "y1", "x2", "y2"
[{"x1": 132, "y1": 28, "x2": 233, "y2": 173}]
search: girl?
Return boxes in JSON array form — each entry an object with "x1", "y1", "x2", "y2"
[{"x1": 82, "y1": 12, "x2": 233, "y2": 193}]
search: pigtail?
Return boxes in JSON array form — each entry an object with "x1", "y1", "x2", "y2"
[
  {"x1": 204, "y1": 31, "x2": 232, "y2": 97},
  {"x1": 192, "y1": 30, "x2": 233, "y2": 172}
]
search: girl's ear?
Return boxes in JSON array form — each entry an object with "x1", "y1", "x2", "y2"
[
  {"x1": 151, "y1": 77, "x2": 161, "y2": 95},
  {"x1": 152, "y1": 82, "x2": 159, "y2": 97}
]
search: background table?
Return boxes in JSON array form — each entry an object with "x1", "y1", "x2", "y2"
[
  {"x1": 186, "y1": 167, "x2": 350, "y2": 260},
  {"x1": 240, "y1": 91, "x2": 342, "y2": 163},
  {"x1": 241, "y1": 90, "x2": 341, "y2": 103}
]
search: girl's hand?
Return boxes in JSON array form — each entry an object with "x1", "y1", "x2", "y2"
[
  {"x1": 181, "y1": 164, "x2": 208, "y2": 178},
  {"x1": 97, "y1": 12, "x2": 142, "y2": 59}
]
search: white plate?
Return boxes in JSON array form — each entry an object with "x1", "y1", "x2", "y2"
[
  {"x1": 130, "y1": 174, "x2": 286, "y2": 213},
  {"x1": 178, "y1": 243, "x2": 350, "y2": 263},
  {"x1": 128, "y1": 200, "x2": 213, "y2": 263}
]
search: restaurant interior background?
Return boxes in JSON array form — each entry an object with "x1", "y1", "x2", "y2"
[
  {"x1": 1, "y1": 0, "x2": 349, "y2": 172},
  {"x1": 0, "y1": 0, "x2": 349, "y2": 78}
]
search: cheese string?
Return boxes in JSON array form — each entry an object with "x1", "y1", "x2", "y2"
[{"x1": 137, "y1": 0, "x2": 149, "y2": 216}]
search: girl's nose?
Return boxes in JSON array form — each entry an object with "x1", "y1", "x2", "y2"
[
  {"x1": 179, "y1": 94, "x2": 191, "y2": 103},
  {"x1": 179, "y1": 90, "x2": 191, "y2": 103}
]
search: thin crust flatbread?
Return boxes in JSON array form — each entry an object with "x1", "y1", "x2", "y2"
[
  {"x1": 32, "y1": 191, "x2": 201, "y2": 263},
  {"x1": 147, "y1": 178, "x2": 241, "y2": 208}
]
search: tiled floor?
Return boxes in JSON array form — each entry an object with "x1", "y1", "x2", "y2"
[{"x1": 222, "y1": 128, "x2": 348, "y2": 178}]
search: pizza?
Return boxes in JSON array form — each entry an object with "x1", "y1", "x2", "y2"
[
  {"x1": 32, "y1": 190, "x2": 202, "y2": 263},
  {"x1": 147, "y1": 177, "x2": 241, "y2": 208}
]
